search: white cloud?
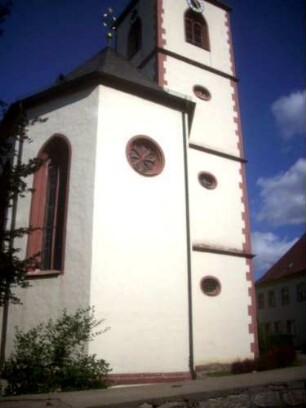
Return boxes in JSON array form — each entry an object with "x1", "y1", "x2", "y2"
[
  {"x1": 271, "y1": 90, "x2": 306, "y2": 139},
  {"x1": 252, "y1": 232, "x2": 298, "y2": 280},
  {"x1": 257, "y1": 158, "x2": 306, "y2": 226}
]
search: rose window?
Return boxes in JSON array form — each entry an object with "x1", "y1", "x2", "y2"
[{"x1": 126, "y1": 137, "x2": 164, "y2": 176}]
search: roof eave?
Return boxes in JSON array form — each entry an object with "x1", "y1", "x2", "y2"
[
  {"x1": 256, "y1": 268, "x2": 306, "y2": 287},
  {"x1": 12, "y1": 71, "x2": 195, "y2": 122}
]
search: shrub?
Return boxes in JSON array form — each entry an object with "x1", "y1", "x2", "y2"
[
  {"x1": 231, "y1": 345, "x2": 296, "y2": 375},
  {"x1": 231, "y1": 358, "x2": 257, "y2": 374},
  {"x1": 3, "y1": 307, "x2": 111, "y2": 395},
  {"x1": 260, "y1": 345, "x2": 296, "y2": 370},
  {"x1": 259, "y1": 333, "x2": 293, "y2": 354}
]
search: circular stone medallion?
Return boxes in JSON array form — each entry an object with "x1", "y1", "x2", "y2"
[{"x1": 126, "y1": 136, "x2": 164, "y2": 176}]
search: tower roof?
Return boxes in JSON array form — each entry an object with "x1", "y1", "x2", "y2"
[
  {"x1": 256, "y1": 234, "x2": 306, "y2": 286},
  {"x1": 61, "y1": 47, "x2": 161, "y2": 92}
]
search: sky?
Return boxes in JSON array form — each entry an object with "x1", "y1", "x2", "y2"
[{"x1": 0, "y1": 0, "x2": 305, "y2": 280}]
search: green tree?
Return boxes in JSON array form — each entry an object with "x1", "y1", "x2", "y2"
[
  {"x1": 3, "y1": 307, "x2": 111, "y2": 395},
  {"x1": 0, "y1": 0, "x2": 46, "y2": 372},
  {"x1": 0, "y1": 105, "x2": 45, "y2": 370}
]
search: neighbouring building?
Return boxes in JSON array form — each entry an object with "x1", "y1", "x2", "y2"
[
  {"x1": 2, "y1": 0, "x2": 258, "y2": 383},
  {"x1": 256, "y1": 234, "x2": 306, "y2": 349}
]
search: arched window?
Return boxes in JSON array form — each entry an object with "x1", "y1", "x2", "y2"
[
  {"x1": 128, "y1": 15, "x2": 142, "y2": 59},
  {"x1": 27, "y1": 135, "x2": 70, "y2": 272},
  {"x1": 185, "y1": 9, "x2": 210, "y2": 50}
]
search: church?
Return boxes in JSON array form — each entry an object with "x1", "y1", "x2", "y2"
[{"x1": 5, "y1": 0, "x2": 258, "y2": 383}]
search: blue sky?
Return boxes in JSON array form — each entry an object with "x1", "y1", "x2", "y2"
[{"x1": 1, "y1": 0, "x2": 305, "y2": 280}]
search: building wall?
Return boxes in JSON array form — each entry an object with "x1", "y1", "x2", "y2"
[
  {"x1": 4, "y1": 0, "x2": 257, "y2": 377},
  {"x1": 4, "y1": 83, "x2": 191, "y2": 375},
  {"x1": 192, "y1": 253, "x2": 253, "y2": 364},
  {"x1": 256, "y1": 276, "x2": 306, "y2": 348},
  {"x1": 4, "y1": 87, "x2": 99, "y2": 355},
  {"x1": 161, "y1": 0, "x2": 232, "y2": 75},
  {"x1": 157, "y1": 0, "x2": 256, "y2": 364},
  {"x1": 88, "y1": 85, "x2": 190, "y2": 374},
  {"x1": 166, "y1": 62, "x2": 239, "y2": 156},
  {"x1": 188, "y1": 142, "x2": 245, "y2": 250}
]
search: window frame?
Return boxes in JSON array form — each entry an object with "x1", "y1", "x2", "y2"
[
  {"x1": 184, "y1": 9, "x2": 210, "y2": 50},
  {"x1": 200, "y1": 276, "x2": 221, "y2": 296},
  {"x1": 274, "y1": 321, "x2": 282, "y2": 334},
  {"x1": 297, "y1": 282, "x2": 306, "y2": 302},
  {"x1": 286, "y1": 319, "x2": 295, "y2": 335},
  {"x1": 257, "y1": 293, "x2": 265, "y2": 309},
  {"x1": 127, "y1": 14, "x2": 142, "y2": 59},
  {"x1": 27, "y1": 135, "x2": 71, "y2": 276},
  {"x1": 281, "y1": 286, "x2": 290, "y2": 306},
  {"x1": 268, "y1": 290, "x2": 276, "y2": 308}
]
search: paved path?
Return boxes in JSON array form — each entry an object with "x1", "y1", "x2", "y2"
[{"x1": 0, "y1": 366, "x2": 305, "y2": 408}]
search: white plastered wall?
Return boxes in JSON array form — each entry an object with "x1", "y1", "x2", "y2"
[
  {"x1": 160, "y1": 0, "x2": 254, "y2": 364},
  {"x1": 162, "y1": 0, "x2": 232, "y2": 75},
  {"x1": 189, "y1": 149, "x2": 245, "y2": 250},
  {"x1": 4, "y1": 87, "x2": 99, "y2": 355},
  {"x1": 192, "y1": 252, "x2": 253, "y2": 364},
  {"x1": 88, "y1": 85, "x2": 190, "y2": 374},
  {"x1": 164, "y1": 60, "x2": 239, "y2": 157}
]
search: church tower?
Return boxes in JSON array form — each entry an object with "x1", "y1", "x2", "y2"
[{"x1": 116, "y1": 0, "x2": 258, "y2": 372}]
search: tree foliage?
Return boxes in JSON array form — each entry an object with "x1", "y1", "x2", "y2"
[
  {"x1": 3, "y1": 307, "x2": 111, "y2": 395},
  {"x1": 0, "y1": 106, "x2": 45, "y2": 306}
]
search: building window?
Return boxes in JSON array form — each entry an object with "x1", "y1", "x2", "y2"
[
  {"x1": 198, "y1": 172, "x2": 217, "y2": 189},
  {"x1": 265, "y1": 322, "x2": 271, "y2": 335},
  {"x1": 257, "y1": 293, "x2": 265, "y2": 309},
  {"x1": 27, "y1": 135, "x2": 70, "y2": 272},
  {"x1": 185, "y1": 9, "x2": 210, "y2": 50},
  {"x1": 193, "y1": 85, "x2": 211, "y2": 101},
  {"x1": 126, "y1": 136, "x2": 164, "y2": 177},
  {"x1": 128, "y1": 13, "x2": 142, "y2": 59},
  {"x1": 281, "y1": 287, "x2": 290, "y2": 305},
  {"x1": 286, "y1": 320, "x2": 295, "y2": 335},
  {"x1": 297, "y1": 282, "x2": 306, "y2": 302},
  {"x1": 200, "y1": 276, "x2": 221, "y2": 296},
  {"x1": 274, "y1": 321, "x2": 282, "y2": 334},
  {"x1": 268, "y1": 290, "x2": 276, "y2": 307}
]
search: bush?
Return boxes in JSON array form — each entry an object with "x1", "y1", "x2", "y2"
[
  {"x1": 260, "y1": 345, "x2": 296, "y2": 370},
  {"x1": 231, "y1": 358, "x2": 257, "y2": 374},
  {"x1": 3, "y1": 307, "x2": 111, "y2": 395},
  {"x1": 259, "y1": 332, "x2": 293, "y2": 354},
  {"x1": 231, "y1": 345, "x2": 296, "y2": 375}
]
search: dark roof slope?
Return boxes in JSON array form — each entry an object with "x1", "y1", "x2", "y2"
[
  {"x1": 256, "y1": 234, "x2": 306, "y2": 286},
  {"x1": 61, "y1": 47, "x2": 161, "y2": 92},
  {"x1": 4, "y1": 46, "x2": 194, "y2": 130}
]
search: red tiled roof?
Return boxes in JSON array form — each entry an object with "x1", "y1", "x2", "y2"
[{"x1": 256, "y1": 234, "x2": 306, "y2": 286}]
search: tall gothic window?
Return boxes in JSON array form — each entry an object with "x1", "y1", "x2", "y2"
[
  {"x1": 185, "y1": 9, "x2": 210, "y2": 50},
  {"x1": 128, "y1": 14, "x2": 142, "y2": 59},
  {"x1": 27, "y1": 135, "x2": 70, "y2": 272}
]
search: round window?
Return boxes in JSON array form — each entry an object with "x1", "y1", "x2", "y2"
[
  {"x1": 193, "y1": 85, "x2": 211, "y2": 101},
  {"x1": 198, "y1": 172, "x2": 217, "y2": 189},
  {"x1": 201, "y1": 277, "x2": 221, "y2": 296},
  {"x1": 126, "y1": 136, "x2": 164, "y2": 177}
]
